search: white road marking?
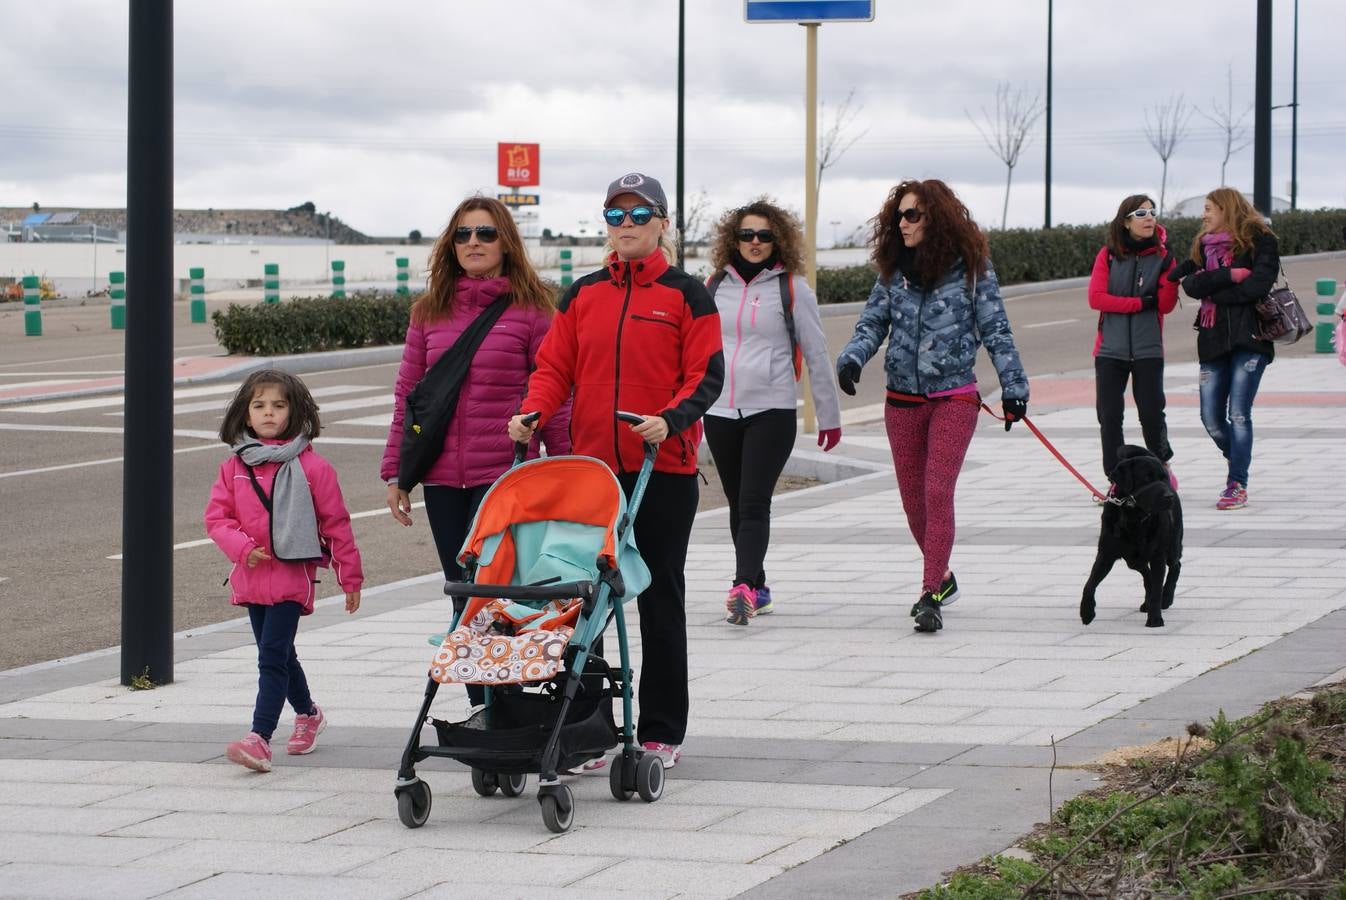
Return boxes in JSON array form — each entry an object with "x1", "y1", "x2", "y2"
[
  {"x1": 1025, "y1": 318, "x2": 1079, "y2": 328},
  {"x1": 100, "y1": 384, "x2": 386, "y2": 417},
  {"x1": 0, "y1": 379, "x2": 99, "y2": 391},
  {"x1": 0, "y1": 441, "x2": 222, "y2": 479},
  {"x1": 106, "y1": 501, "x2": 428, "y2": 558},
  {"x1": 334, "y1": 413, "x2": 392, "y2": 427}
]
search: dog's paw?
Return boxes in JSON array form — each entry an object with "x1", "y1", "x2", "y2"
[
  {"x1": 1080, "y1": 603, "x2": 1096, "y2": 626},
  {"x1": 1145, "y1": 616, "x2": 1165, "y2": 628},
  {"x1": 1161, "y1": 597, "x2": 1174, "y2": 610}
]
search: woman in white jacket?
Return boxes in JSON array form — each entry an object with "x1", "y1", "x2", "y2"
[{"x1": 703, "y1": 199, "x2": 842, "y2": 625}]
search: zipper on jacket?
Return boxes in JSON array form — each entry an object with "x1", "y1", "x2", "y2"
[
  {"x1": 612, "y1": 266, "x2": 635, "y2": 474},
  {"x1": 630, "y1": 314, "x2": 678, "y2": 330},
  {"x1": 729, "y1": 281, "x2": 751, "y2": 408}
]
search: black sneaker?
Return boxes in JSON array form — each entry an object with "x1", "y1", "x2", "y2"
[
  {"x1": 913, "y1": 592, "x2": 943, "y2": 633},
  {"x1": 911, "y1": 572, "x2": 959, "y2": 615}
]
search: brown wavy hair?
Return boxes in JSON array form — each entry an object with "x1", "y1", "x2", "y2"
[
  {"x1": 412, "y1": 196, "x2": 554, "y2": 325},
  {"x1": 218, "y1": 368, "x2": 321, "y2": 444},
  {"x1": 1189, "y1": 187, "x2": 1274, "y2": 263},
  {"x1": 1105, "y1": 194, "x2": 1157, "y2": 257},
  {"x1": 871, "y1": 179, "x2": 987, "y2": 286},
  {"x1": 708, "y1": 197, "x2": 805, "y2": 275}
]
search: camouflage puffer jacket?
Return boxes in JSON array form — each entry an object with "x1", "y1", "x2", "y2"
[{"x1": 837, "y1": 260, "x2": 1028, "y2": 401}]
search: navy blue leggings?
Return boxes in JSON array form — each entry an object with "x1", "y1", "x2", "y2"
[{"x1": 247, "y1": 601, "x2": 314, "y2": 741}]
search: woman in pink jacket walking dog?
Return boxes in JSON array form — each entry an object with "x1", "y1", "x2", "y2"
[
  {"x1": 205, "y1": 368, "x2": 364, "y2": 773},
  {"x1": 381, "y1": 196, "x2": 569, "y2": 708}
]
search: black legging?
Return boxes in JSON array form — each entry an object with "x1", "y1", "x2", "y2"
[
  {"x1": 424, "y1": 483, "x2": 491, "y2": 705},
  {"x1": 1095, "y1": 356, "x2": 1172, "y2": 478},
  {"x1": 704, "y1": 408, "x2": 797, "y2": 588}
]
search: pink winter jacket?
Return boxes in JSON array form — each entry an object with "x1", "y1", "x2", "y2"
[
  {"x1": 204, "y1": 444, "x2": 364, "y2": 615},
  {"x1": 380, "y1": 276, "x2": 571, "y2": 488}
]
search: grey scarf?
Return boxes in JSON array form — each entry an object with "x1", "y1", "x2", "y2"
[{"x1": 232, "y1": 436, "x2": 323, "y2": 561}]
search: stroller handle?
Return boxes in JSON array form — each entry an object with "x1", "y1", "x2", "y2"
[
  {"x1": 616, "y1": 411, "x2": 659, "y2": 461},
  {"x1": 512, "y1": 411, "x2": 542, "y2": 464}
]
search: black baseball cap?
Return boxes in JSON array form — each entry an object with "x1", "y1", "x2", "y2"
[{"x1": 604, "y1": 172, "x2": 668, "y2": 215}]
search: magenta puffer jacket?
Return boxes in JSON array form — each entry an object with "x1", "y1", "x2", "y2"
[
  {"x1": 380, "y1": 276, "x2": 571, "y2": 488},
  {"x1": 204, "y1": 445, "x2": 364, "y2": 615}
]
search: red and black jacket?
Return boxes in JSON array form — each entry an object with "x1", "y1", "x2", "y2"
[{"x1": 521, "y1": 248, "x2": 724, "y2": 475}]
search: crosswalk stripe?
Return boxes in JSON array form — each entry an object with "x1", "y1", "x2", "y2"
[{"x1": 334, "y1": 413, "x2": 393, "y2": 427}]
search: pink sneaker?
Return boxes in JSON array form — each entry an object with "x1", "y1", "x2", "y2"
[
  {"x1": 725, "y1": 583, "x2": 757, "y2": 626},
  {"x1": 286, "y1": 705, "x2": 326, "y2": 755},
  {"x1": 641, "y1": 741, "x2": 681, "y2": 769},
  {"x1": 226, "y1": 732, "x2": 272, "y2": 772},
  {"x1": 1216, "y1": 481, "x2": 1247, "y2": 510}
]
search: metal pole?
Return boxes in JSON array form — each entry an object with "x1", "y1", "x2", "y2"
[
  {"x1": 1290, "y1": 0, "x2": 1299, "y2": 210},
  {"x1": 1044, "y1": 0, "x2": 1053, "y2": 229},
  {"x1": 1252, "y1": 0, "x2": 1272, "y2": 215},
  {"x1": 675, "y1": 0, "x2": 686, "y2": 268},
  {"x1": 801, "y1": 22, "x2": 818, "y2": 434},
  {"x1": 122, "y1": 0, "x2": 174, "y2": 686}
]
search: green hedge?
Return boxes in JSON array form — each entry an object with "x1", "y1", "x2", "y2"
[
  {"x1": 816, "y1": 207, "x2": 1346, "y2": 304},
  {"x1": 212, "y1": 291, "x2": 414, "y2": 355}
]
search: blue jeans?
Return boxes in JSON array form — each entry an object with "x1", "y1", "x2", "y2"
[
  {"x1": 247, "y1": 601, "x2": 314, "y2": 741},
  {"x1": 1198, "y1": 350, "x2": 1269, "y2": 486}
]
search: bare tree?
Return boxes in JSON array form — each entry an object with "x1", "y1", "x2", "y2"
[
  {"x1": 680, "y1": 188, "x2": 712, "y2": 255},
  {"x1": 1144, "y1": 94, "x2": 1194, "y2": 215},
  {"x1": 1197, "y1": 67, "x2": 1252, "y2": 186},
  {"x1": 967, "y1": 82, "x2": 1045, "y2": 230},
  {"x1": 816, "y1": 89, "x2": 869, "y2": 210}
]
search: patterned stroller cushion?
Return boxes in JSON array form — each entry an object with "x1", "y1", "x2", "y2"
[{"x1": 430, "y1": 598, "x2": 580, "y2": 686}]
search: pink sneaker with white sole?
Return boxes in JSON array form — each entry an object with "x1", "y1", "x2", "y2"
[
  {"x1": 286, "y1": 705, "x2": 326, "y2": 755},
  {"x1": 226, "y1": 732, "x2": 272, "y2": 772},
  {"x1": 641, "y1": 741, "x2": 681, "y2": 769}
]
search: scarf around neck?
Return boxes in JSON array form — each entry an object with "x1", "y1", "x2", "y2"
[
  {"x1": 1197, "y1": 232, "x2": 1235, "y2": 328},
  {"x1": 231, "y1": 435, "x2": 322, "y2": 561}
]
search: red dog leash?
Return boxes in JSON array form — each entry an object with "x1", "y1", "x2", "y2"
[{"x1": 979, "y1": 403, "x2": 1110, "y2": 503}]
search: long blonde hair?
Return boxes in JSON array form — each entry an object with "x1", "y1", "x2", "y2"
[
  {"x1": 412, "y1": 196, "x2": 554, "y2": 325},
  {"x1": 1189, "y1": 187, "x2": 1274, "y2": 263}
]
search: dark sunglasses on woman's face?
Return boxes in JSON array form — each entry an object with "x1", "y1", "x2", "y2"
[
  {"x1": 736, "y1": 228, "x2": 774, "y2": 243},
  {"x1": 1127, "y1": 208, "x2": 1159, "y2": 219},
  {"x1": 603, "y1": 205, "x2": 657, "y2": 226},
  {"x1": 453, "y1": 225, "x2": 500, "y2": 244},
  {"x1": 898, "y1": 207, "x2": 924, "y2": 223}
]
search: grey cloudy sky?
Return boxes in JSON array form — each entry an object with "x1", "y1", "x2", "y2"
[{"x1": 4, "y1": 1, "x2": 1342, "y2": 243}]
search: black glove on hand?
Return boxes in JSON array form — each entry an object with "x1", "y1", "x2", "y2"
[
  {"x1": 1140, "y1": 293, "x2": 1159, "y2": 311},
  {"x1": 1002, "y1": 398, "x2": 1027, "y2": 431},
  {"x1": 1167, "y1": 259, "x2": 1198, "y2": 282},
  {"x1": 837, "y1": 360, "x2": 861, "y2": 396}
]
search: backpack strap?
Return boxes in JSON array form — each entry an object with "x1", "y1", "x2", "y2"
[{"x1": 777, "y1": 272, "x2": 802, "y2": 381}]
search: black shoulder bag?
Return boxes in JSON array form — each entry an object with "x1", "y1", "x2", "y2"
[
  {"x1": 397, "y1": 295, "x2": 511, "y2": 491},
  {"x1": 1251, "y1": 265, "x2": 1312, "y2": 344}
]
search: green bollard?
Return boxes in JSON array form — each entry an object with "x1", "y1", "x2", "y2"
[
  {"x1": 189, "y1": 267, "x2": 206, "y2": 323},
  {"x1": 264, "y1": 263, "x2": 280, "y2": 303},
  {"x1": 22, "y1": 275, "x2": 42, "y2": 336},
  {"x1": 395, "y1": 257, "x2": 410, "y2": 296},
  {"x1": 331, "y1": 259, "x2": 346, "y2": 299},
  {"x1": 559, "y1": 248, "x2": 573, "y2": 289},
  {"x1": 109, "y1": 271, "x2": 126, "y2": 330},
  {"x1": 1314, "y1": 279, "x2": 1337, "y2": 353}
]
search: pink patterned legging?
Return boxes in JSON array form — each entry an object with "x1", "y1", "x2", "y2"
[{"x1": 884, "y1": 399, "x2": 981, "y2": 592}]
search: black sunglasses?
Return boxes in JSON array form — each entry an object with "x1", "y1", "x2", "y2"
[
  {"x1": 603, "y1": 205, "x2": 658, "y2": 227},
  {"x1": 897, "y1": 207, "x2": 924, "y2": 223},
  {"x1": 736, "y1": 228, "x2": 774, "y2": 243},
  {"x1": 453, "y1": 225, "x2": 500, "y2": 244}
]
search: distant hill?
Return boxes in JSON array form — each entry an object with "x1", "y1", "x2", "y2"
[{"x1": 0, "y1": 203, "x2": 372, "y2": 243}]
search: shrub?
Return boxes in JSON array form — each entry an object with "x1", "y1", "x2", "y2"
[{"x1": 212, "y1": 291, "x2": 413, "y2": 356}]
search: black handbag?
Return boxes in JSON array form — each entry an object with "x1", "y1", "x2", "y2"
[
  {"x1": 397, "y1": 295, "x2": 511, "y2": 491},
  {"x1": 1252, "y1": 269, "x2": 1312, "y2": 344}
]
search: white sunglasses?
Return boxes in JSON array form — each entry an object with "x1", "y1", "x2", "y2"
[{"x1": 1126, "y1": 208, "x2": 1159, "y2": 219}]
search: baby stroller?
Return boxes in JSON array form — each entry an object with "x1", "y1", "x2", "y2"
[{"x1": 394, "y1": 412, "x2": 666, "y2": 833}]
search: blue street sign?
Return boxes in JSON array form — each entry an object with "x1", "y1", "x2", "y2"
[{"x1": 745, "y1": 0, "x2": 874, "y2": 23}]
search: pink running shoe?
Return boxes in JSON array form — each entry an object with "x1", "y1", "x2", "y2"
[
  {"x1": 1216, "y1": 481, "x2": 1247, "y2": 510},
  {"x1": 641, "y1": 741, "x2": 681, "y2": 769},
  {"x1": 226, "y1": 732, "x2": 272, "y2": 772},
  {"x1": 725, "y1": 583, "x2": 757, "y2": 626},
  {"x1": 286, "y1": 705, "x2": 327, "y2": 755}
]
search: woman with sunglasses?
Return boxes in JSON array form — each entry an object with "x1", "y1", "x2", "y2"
[
  {"x1": 1087, "y1": 195, "x2": 1179, "y2": 493},
  {"x1": 702, "y1": 198, "x2": 842, "y2": 626},
  {"x1": 381, "y1": 196, "x2": 570, "y2": 710},
  {"x1": 508, "y1": 172, "x2": 723, "y2": 770},
  {"x1": 1169, "y1": 187, "x2": 1280, "y2": 511},
  {"x1": 836, "y1": 179, "x2": 1028, "y2": 635}
]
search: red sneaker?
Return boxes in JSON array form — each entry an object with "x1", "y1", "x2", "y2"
[
  {"x1": 226, "y1": 732, "x2": 272, "y2": 772},
  {"x1": 286, "y1": 705, "x2": 326, "y2": 755}
]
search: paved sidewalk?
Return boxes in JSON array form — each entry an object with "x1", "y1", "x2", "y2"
[{"x1": 1, "y1": 356, "x2": 1343, "y2": 899}]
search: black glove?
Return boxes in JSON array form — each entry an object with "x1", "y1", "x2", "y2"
[
  {"x1": 1002, "y1": 398, "x2": 1027, "y2": 431},
  {"x1": 1140, "y1": 293, "x2": 1159, "y2": 312},
  {"x1": 1167, "y1": 259, "x2": 1198, "y2": 282},
  {"x1": 837, "y1": 360, "x2": 861, "y2": 396}
]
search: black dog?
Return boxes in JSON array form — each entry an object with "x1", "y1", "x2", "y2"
[{"x1": 1080, "y1": 445, "x2": 1183, "y2": 628}]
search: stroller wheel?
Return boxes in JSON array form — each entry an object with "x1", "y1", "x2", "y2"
[
  {"x1": 470, "y1": 767, "x2": 499, "y2": 797},
  {"x1": 396, "y1": 780, "x2": 432, "y2": 828},
  {"x1": 540, "y1": 784, "x2": 574, "y2": 833},
  {"x1": 636, "y1": 753, "x2": 664, "y2": 803},
  {"x1": 609, "y1": 753, "x2": 634, "y2": 801},
  {"x1": 499, "y1": 772, "x2": 527, "y2": 798}
]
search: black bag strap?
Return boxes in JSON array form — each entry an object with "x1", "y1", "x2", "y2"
[
  {"x1": 704, "y1": 269, "x2": 800, "y2": 381},
  {"x1": 426, "y1": 294, "x2": 511, "y2": 385},
  {"x1": 242, "y1": 462, "x2": 271, "y2": 512}
]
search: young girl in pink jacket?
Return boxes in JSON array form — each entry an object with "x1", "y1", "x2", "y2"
[{"x1": 205, "y1": 368, "x2": 364, "y2": 772}]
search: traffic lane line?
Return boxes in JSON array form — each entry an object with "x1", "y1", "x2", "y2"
[{"x1": 1025, "y1": 318, "x2": 1079, "y2": 328}]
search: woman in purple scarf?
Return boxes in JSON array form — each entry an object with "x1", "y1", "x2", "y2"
[{"x1": 1167, "y1": 187, "x2": 1279, "y2": 510}]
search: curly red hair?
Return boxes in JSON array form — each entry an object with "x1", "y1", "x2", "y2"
[{"x1": 871, "y1": 179, "x2": 987, "y2": 286}]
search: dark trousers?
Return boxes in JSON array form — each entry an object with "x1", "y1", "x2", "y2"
[
  {"x1": 1095, "y1": 355, "x2": 1172, "y2": 478},
  {"x1": 703, "y1": 409, "x2": 796, "y2": 588},
  {"x1": 424, "y1": 483, "x2": 491, "y2": 705},
  {"x1": 247, "y1": 601, "x2": 313, "y2": 741},
  {"x1": 608, "y1": 469, "x2": 698, "y2": 746}
]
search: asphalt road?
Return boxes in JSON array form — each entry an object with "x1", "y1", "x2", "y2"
[{"x1": 1, "y1": 257, "x2": 1340, "y2": 669}]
